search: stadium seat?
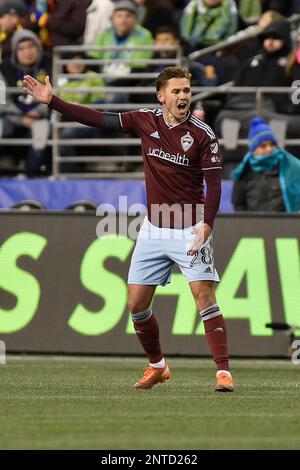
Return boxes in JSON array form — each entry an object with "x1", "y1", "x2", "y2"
[
  {"x1": 65, "y1": 200, "x2": 98, "y2": 212},
  {"x1": 11, "y1": 199, "x2": 46, "y2": 210}
]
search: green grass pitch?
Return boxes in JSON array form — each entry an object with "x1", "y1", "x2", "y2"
[{"x1": 0, "y1": 356, "x2": 299, "y2": 450}]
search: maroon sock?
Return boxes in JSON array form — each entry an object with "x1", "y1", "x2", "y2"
[
  {"x1": 202, "y1": 310, "x2": 229, "y2": 371},
  {"x1": 133, "y1": 314, "x2": 163, "y2": 364}
]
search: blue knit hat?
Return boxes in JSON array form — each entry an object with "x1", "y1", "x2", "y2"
[{"x1": 248, "y1": 117, "x2": 277, "y2": 153}]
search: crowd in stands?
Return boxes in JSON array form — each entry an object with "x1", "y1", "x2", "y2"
[{"x1": 0, "y1": 0, "x2": 300, "y2": 211}]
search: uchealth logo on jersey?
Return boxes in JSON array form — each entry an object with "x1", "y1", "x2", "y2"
[{"x1": 181, "y1": 132, "x2": 194, "y2": 152}]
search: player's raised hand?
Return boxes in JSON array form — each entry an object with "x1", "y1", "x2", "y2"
[{"x1": 23, "y1": 75, "x2": 53, "y2": 104}]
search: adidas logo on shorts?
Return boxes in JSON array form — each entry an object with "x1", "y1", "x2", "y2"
[{"x1": 204, "y1": 266, "x2": 212, "y2": 273}]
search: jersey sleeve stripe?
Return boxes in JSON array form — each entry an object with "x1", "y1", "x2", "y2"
[
  {"x1": 189, "y1": 117, "x2": 215, "y2": 139},
  {"x1": 119, "y1": 113, "x2": 123, "y2": 127},
  {"x1": 189, "y1": 115, "x2": 216, "y2": 136},
  {"x1": 189, "y1": 117, "x2": 216, "y2": 140},
  {"x1": 190, "y1": 116, "x2": 216, "y2": 138}
]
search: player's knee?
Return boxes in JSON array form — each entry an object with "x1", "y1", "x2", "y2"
[{"x1": 128, "y1": 299, "x2": 150, "y2": 315}]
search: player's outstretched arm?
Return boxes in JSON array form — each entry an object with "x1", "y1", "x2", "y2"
[{"x1": 23, "y1": 74, "x2": 121, "y2": 130}]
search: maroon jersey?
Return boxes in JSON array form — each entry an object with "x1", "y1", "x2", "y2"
[
  {"x1": 119, "y1": 109, "x2": 222, "y2": 227},
  {"x1": 48, "y1": 96, "x2": 222, "y2": 229}
]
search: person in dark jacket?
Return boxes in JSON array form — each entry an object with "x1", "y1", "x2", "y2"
[
  {"x1": 225, "y1": 19, "x2": 292, "y2": 112},
  {"x1": 214, "y1": 19, "x2": 293, "y2": 168},
  {"x1": 261, "y1": 0, "x2": 293, "y2": 15},
  {"x1": 0, "y1": 29, "x2": 51, "y2": 174},
  {"x1": 138, "y1": 0, "x2": 179, "y2": 37},
  {"x1": 231, "y1": 117, "x2": 300, "y2": 212},
  {"x1": 0, "y1": 0, "x2": 27, "y2": 63},
  {"x1": 44, "y1": 0, "x2": 91, "y2": 48}
]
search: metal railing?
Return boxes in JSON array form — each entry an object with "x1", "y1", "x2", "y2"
[
  {"x1": 51, "y1": 86, "x2": 300, "y2": 179},
  {"x1": 2, "y1": 85, "x2": 300, "y2": 178},
  {"x1": 1, "y1": 42, "x2": 300, "y2": 177},
  {"x1": 186, "y1": 13, "x2": 300, "y2": 65}
]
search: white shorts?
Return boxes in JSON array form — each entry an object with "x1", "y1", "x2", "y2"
[{"x1": 127, "y1": 217, "x2": 219, "y2": 286}]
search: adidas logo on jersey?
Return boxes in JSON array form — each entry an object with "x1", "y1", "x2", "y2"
[
  {"x1": 150, "y1": 131, "x2": 160, "y2": 139},
  {"x1": 204, "y1": 266, "x2": 212, "y2": 273}
]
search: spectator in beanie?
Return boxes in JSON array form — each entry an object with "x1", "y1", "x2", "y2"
[
  {"x1": 90, "y1": 0, "x2": 153, "y2": 72},
  {"x1": 231, "y1": 117, "x2": 300, "y2": 212},
  {"x1": 89, "y1": 0, "x2": 153, "y2": 102},
  {"x1": 0, "y1": 29, "x2": 51, "y2": 174}
]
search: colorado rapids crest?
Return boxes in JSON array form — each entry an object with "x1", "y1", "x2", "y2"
[{"x1": 181, "y1": 132, "x2": 194, "y2": 152}]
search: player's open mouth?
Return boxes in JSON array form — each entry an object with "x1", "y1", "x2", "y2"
[{"x1": 177, "y1": 103, "x2": 187, "y2": 111}]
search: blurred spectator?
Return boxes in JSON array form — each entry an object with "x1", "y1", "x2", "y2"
[
  {"x1": 180, "y1": 0, "x2": 238, "y2": 52},
  {"x1": 41, "y1": 0, "x2": 91, "y2": 48},
  {"x1": 286, "y1": 30, "x2": 300, "y2": 83},
  {"x1": 268, "y1": 30, "x2": 300, "y2": 133},
  {"x1": 289, "y1": 0, "x2": 300, "y2": 14},
  {"x1": 83, "y1": 0, "x2": 114, "y2": 46},
  {"x1": 58, "y1": 51, "x2": 105, "y2": 104},
  {"x1": 261, "y1": 0, "x2": 293, "y2": 16},
  {"x1": 259, "y1": 9, "x2": 284, "y2": 29},
  {"x1": 231, "y1": 117, "x2": 300, "y2": 211},
  {"x1": 57, "y1": 51, "x2": 123, "y2": 173},
  {"x1": 131, "y1": 0, "x2": 146, "y2": 22},
  {"x1": 190, "y1": 53, "x2": 225, "y2": 86},
  {"x1": 23, "y1": 0, "x2": 56, "y2": 49},
  {"x1": 151, "y1": 26, "x2": 180, "y2": 73},
  {"x1": 235, "y1": 1, "x2": 293, "y2": 27},
  {"x1": 192, "y1": 101, "x2": 206, "y2": 121},
  {"x1": 256, "y1": 29, "x2": 300, "y2": 148},
  {"x1": 129, "y1": 26, "x2": 180, "y2": 103},
  {"x1": 137, "y1": 0, "x2": 179, "y2": 37},
  {"x1": 0, "y1": 29, "x2": 51, "y2": 174},
  {"x1": 215, "y1": 20, "x2": 292, "y2": 130},
  {"x1": 90, "y1": 0, "x2": 153, "y2": 102},
  {"x1": 235, "y1": 10, "x2": 285, "y2": 64},
  {"x1": 90, "y1": 1, "x2": 153, "y2": 72},
  {"x1": 0, "y1": 0, "x2": 27, "y2": 63},
  {"x1": 237, "y1": 0, "x2": 262, "y2": 26},
  {"x1": 173, "y1": 0, "x2": 189, "y2": 13},
  {"x1": 214, "y1": 19, "x2": 293, "y2": 175}
]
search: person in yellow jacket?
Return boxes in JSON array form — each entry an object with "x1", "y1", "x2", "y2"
[{"x1": 57, "y1": 52, "x2": 105, "y2": 104}]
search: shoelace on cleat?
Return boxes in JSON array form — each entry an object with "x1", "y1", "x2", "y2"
[{"x1": 139, "y1": 366, "x2": 157, "y2": 384}]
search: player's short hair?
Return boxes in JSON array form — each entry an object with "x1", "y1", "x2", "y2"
[{"x1": 156, "y1": 66, "x2": 191, "y2": 91}]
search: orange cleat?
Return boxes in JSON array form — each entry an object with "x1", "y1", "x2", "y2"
[
  {"x1": 215, "y1": 372, "x2": 234, "y2": 392},
  {"x1": 133, "y1": 364, "x2": 171, "y2": 390}
]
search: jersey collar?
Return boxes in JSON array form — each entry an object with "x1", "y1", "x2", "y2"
[{"x1": 162, "y1": 110, "x2": 191, "y2": 129}]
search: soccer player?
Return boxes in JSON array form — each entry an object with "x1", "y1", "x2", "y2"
[{"x1": 23, "y1": 67, "x2": 234, "y2": 392}]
